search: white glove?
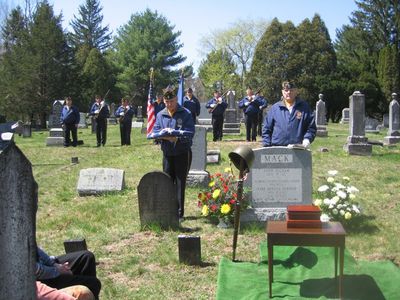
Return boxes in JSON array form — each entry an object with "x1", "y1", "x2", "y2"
[
  {"x1": 210, "y1": 104, "x2": 216, "y2": 108},
  {"x1": 302, "y1": 139, "x2": 310, "y2": 148},
  {"x1": 259, "y1": 106, "x2": 263, "y2": 110},
  {"x1": 245, "y1": 102, "x2": 249, "y2": 106},
  {"x1": 120, "y1": 112, "x2": 124, "y2": 116},
  {"x1": 94, "y1": 109, "x2": 100, "y2": 114}
]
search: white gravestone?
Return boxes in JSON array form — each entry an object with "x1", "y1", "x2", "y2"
[{"x1": 77, "y1": 168, "x2": 125, "y2": 196}]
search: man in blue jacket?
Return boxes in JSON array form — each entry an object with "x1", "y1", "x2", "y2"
[
  {"x1": 153, "y1": 86, "x2": 195, "y2": 221},
  {"x1": 183, "y1": 88, "x2": 200, "y2": 123},
  {"x1": 239, "y1": 87, "x2": 266, "y2": 142},
  {"x1": 262, "y1": 81, "x2": 316, "y2": 147},
  {"x1": 115, "y1": 97, "x2": 135, "y2": 146},
  {"x1": 60, "y1": 97, "x2": 80, "y2": 147},
  {"x1": 89, "y1": 95, "x2": 110, "y2": 147},
  {"x1": 206, "y1": 90, "x2": 228, "y2": 141}
]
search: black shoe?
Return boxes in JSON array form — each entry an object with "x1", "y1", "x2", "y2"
[{"x1": 96, "y1": 144, "x2": 101, "y2": 147}]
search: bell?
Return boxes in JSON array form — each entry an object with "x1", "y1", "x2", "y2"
[{"x1": 228, "y1": 146, "x2": 255, "y2": 173}]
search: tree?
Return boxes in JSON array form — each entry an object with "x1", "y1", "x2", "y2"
[
  {"x1": 69, "y1": 0, "x2": 111, "y2": 51},
  {"x1": 198, "y1": 49, "x2": 239, "y2": 98},
  {"x1": 112, "y1": 9, "x2": 185, "y2": 105},
  {"x1": 377, "y1": 44, "x2": 400, "y2": 100},
  {"x1": 199, "y1": 19, "x2": 269, "y2": 89}
]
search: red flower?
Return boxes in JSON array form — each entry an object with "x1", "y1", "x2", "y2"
[
  {"x1": 215, "y1": 173, "x2": 222, "y2": 177},
  {"x1": 206, "y1": 192, "x2": 211, "y2": 199},
  {"x1": 210, "y1": 204, "x2": 218, "y2": 212},
  {"x1": 223, "y1": 184, "x2": 229, "y2": 193},
  {"x1": 230, "y1": 199, "x2": 236, "y2": 205},
  {"x1": 232, "y1": 193, "x2": 237, "y2": 198}
]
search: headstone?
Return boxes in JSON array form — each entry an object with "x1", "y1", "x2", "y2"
[
  {"x1": 136, "y1": 105, "x2": 144, "y2": 122},
  {"x1": 46, "y1": 127, "x2": 64, "y2": 146},
  {"x1": 0, "y1": 142, "x2": 37, "y2": 298},
  {"x1": 198, "y1": 103, "x2": 213, "y2": 132},
  {"x1": 108, "y1": 103, "x2": 117, "y2": 125},
  {"x1": 365, "y1": 117, "x2": 380, "y2": 134},
  {"x1": 48, "y1": 100, "x2": 64, "y2": 128},
  {"x1": 64, "y1": 239, "x2": 87, "y2": 253},
  {"x1": 343, "y1": 92, "x2": 372, "y2": 155},
  {"x1": 241, "y1": 147, "x2": 312, "y2": 223},
  {"x1": 178, "y1": 235, "x2": 201, "y2": 265},
  {"x1": 223, "y1": 91, "x2": 240, "y2": 135},
  {"x1": 22, "y1": 123, "x2": 32, "y2": 138},
  {"x1": 78, "y1": 112, "x2": 88, "y2": 128},
  {"x1": 207, "y1": 149, "x2": 221, "y2": 164},
  {"x1": 384, "y1": 93, "x2": 400, "y2": 145},
  {"x1": 187, "y1": 126, "x2": 209, "y2": 187},
  {"x1": 340, "y1": 108, "x2": 350, "y2": 124},
  {"x1": 315, "y1": 94, "x2": 328, "y2": 137},
  {"x1": 131, "y1": 121, "x2": 144, "y2": 128},
  {"x1": 77, "y1": 168, "x2": 125, "y2": 196},
  {"x1": 137, "y1": 171, "x2": 179, "y2": 229},
  {"x1": 383, "y1": 113, "x2": 389, "y2": 128}
]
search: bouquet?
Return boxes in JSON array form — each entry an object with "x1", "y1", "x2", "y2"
[
  {"x1": 314, "y1": 170, "x2": 361, "y2": 223},
  {"x1": 197, "y1": 167, "x2": 249, "y2": 224}
]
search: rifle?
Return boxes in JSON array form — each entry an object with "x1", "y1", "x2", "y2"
[
  {"x1": 208, "y1": 89, "x2": 231, "y2": 114},
  {"x1": 95, "y1": 89, "x2": 110, "y2": 119}
]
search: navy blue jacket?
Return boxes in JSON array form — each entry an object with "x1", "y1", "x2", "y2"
[
  {"x1": 183, "y1": 96, "x2": 200, "y2": 121},
  {"x1": 152, "y1": 100, "x2": 166, "y2": 117},
  {"x1": 90, "y1": 102, "x2": 110, "y2": 119},
  {"x1": 262, "y1": 98, "x2": 316, "y2": 146},
  {"x1": 115, "y1": 105, "x2": 134, "y2": 124},
  {"x1": 238, "y1": 95, "x2": 266, "y2": 116},
  {"x1": 60, "y1": 105, "x2": 80, "y2": 125},
  {"x1": 206, "y1": 98, "x2": 228, "y2": 116},
  {"x1": 153, "y1": 105, "x2": 195, "y2": 156}
]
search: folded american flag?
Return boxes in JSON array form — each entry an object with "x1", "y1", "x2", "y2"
[{"x1": 147, "y1": 128, "x2": 194, "y2": 139}]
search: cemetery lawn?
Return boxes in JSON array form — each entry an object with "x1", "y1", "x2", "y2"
[{"x1": 15, "y1": 123, "x2": 400, "y2": 299}]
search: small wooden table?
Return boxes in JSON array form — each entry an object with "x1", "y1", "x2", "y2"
[{"x1": 266, "y1": 221, "x2": 346, "y2": 299}]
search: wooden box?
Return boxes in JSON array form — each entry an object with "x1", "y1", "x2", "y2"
[{"x1": 287, "y1": 205, "x2": 322, "y2": 228}]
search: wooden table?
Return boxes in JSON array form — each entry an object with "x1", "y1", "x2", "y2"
[{"x1": 266, "y1": 221, "x2": 346, "y2": 299}]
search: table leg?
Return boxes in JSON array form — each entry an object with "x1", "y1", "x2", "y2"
[
  {"x1": 334, "y1": 246, "x2": 338, "y2": 278},
  {"x1": 339, "y1": 245, "x2": 344, "y2": 300},
  {"x1": 268, "y1": 240, "x2": 273, "y2": 298}
]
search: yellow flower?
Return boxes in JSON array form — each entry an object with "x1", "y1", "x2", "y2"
[
  {"x1": 212, "y1": 189, "x2": 221, "y2": 199},
  {"x1": 198, "y1": 192, "x2": 207, "y2": 201},
  {"x1": 224, "y1": 167, "x2": 232, "y2": 173},
  {"x1": 220, "y1": 204, "x2": 231, "y2": 214},
  {"x1": 327, "y1": 177, "x2": 335, "y2": 183},
  {"x1": 314, "y1": 199, "x2": 322, "y2": 206},
  {"x1": 201, "y1": 205, "x2": 209, "y2": 216},
  {"x1": 344, "y1": 212, "x2": 352, "y2": 220},
  {"x1": 209, "y1": 181, "x2": 215, "y2": 187}
]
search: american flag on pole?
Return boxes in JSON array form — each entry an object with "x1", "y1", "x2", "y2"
[
  {"x1": 177, "y1": 72, "x2": 184, "y2": 106},
  {"x1": 146, "y1": 80, "x2": 155, "y2": 134}
]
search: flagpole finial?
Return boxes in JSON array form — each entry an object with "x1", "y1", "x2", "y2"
[{"x1": 149, "y1": 67, "x2": 155, "y2": 82}]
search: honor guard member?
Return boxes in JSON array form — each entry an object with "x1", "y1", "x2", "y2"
[
  {"x1": 262, "y1": 81, "x2": 316, "y2": 147},
  {"x1": 257, "y1": 93, "x2": 268, "y2": 136},
  {"x1": 60, "y1": 97, "x2": 80, "y2": 147},
  {"x1": 152, "y1": 93, "x2": 166, "y2": 117},
  {"x1": 152, "y1": 86, "x2": 195, "y2": 221},
  {"x1": 89, "y1": 95, "x2": 110, "y2": 147},
  {"x1": 115, "y1": 97, "x2": 134, "y2": 146},
  {"x1": 183, "y1": 88, "x2": 200, "y2": 123},
  {"x1": 239, "y1": 87, "x2": 266, "y2": 142},
  {"x1": 206, "y1": 90, "x2": 228, "y2": 141}
]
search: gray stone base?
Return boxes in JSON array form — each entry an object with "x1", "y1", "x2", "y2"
[
  {"x1": 340, "y1": 119, "x2": 349, "y2": 124},
  {"x1": 223, "y1": 123, "x2": 241, "y2": 135},
  {"x1": 383, "y1": 136, "x2": 400, "y2": 145},
  {"x1": 46, "y1": 137, "x2": 64, "y2": 146},
  {"x1": 316, "y1": 130, "x2": 328, "y2": 137},
  {"x1": 186, "y1": 170, "x2": 210, "y2": 187},
  {"x1": 240, "y1": 207, "x2": 287, "y2": 223},
  {"x1": 49, "y1": 128, "x2": 64, "y2": 137},
  {"x1": 207, "y1": 150, "x2": 220, "y2": 164},
  {"x1": 343, "y1": 143, "x2": 372, "y2": 155}
]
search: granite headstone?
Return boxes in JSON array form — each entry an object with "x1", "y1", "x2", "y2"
[
  {"x1": 315, "y1": 94, "x2": 328, "y2": 137},
  {"x1": 77, "y1": 168, "x2": 125, "y2": 196},
  {"x1": 187, "y1": 126, "x2": 209, "y2": 187},
  {"x1": 384, "y1": 93, "x2": 400, "y2": 145}
]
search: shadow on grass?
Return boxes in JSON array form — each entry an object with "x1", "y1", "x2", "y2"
[
  {"x1": 343, "y1": 214, "x2": 379, "y2": 234},
  {"x1": 272, "y1": 247, "x2": 318, "y2": 269}
]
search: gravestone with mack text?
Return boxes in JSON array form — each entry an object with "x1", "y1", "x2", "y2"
[
  {"x1": 77, "y1": 168, "x2": 125, "y2": 196},
  {"x1": 384, "y1": 93, "x2": 400, "y2": 145},
  {"x1": 137, "y1": 171, "x2": 179, "y2": 229},
  {"x1": 0, "y1": 142, "x2": 36, "y2": 298},
  {"x1": 241, "y1": 147, "x2": 312, "y2": 223},
  {"x1": 187, "y1": 126, "x2": 209, "y2": 187}
]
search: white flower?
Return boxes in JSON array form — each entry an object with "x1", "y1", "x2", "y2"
[
  {"x1": 337, "y1": 190, "x2": 347, "y2": 199},
  {"x1": 318, "y1": 185, "x2": 329, "y2": 192},
  {"x1": 340, "y1": 209, "x2": 345, "y2": 216},
  {"x1": 349, "y1": 193, "x2": 356, "y2": 200},
  {"x1": 332, "y1": 208, "x2": 338, "y2": 215},
  {"x1": 314, "y1": 199, "x2": 322, "y2": 206},
  {"x1": 352, "y1": 205, "x2": 360, "y2": 214},
  {"x1": 344, "y1": 212, "x2": 352, "y2": 219},
  {"x1": 335, "y1": 183, "x2": 346, "y2": 190},
  {"x1": 342, "y1": 176, "x2": 350, "y2": 182},
  {"x1": 347, "y1": 186, "x2": 359, "y2": 193},
  {"x1": 323, "y1": 198, "x2": 331, "y2": 205},
  {"x1": 329, "y1": 204, "x2": 334, "y2": 209},
  {"x1": 328, "y1": 170, "x2": 338, "y2": 176},
  {"x1": 327, "y1": 177, "x2": 335, "y2": 183},
  {"x1": 320, "y1": 214, "x2": 330, "y2": 222},
  {"x1": 331, "y1": 196, "x2": 339, "y2": 204}
]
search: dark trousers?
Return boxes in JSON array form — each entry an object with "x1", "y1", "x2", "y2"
[
  {"x1": 212, "y1": 114, "x2": 224, "y2": 141},
  {"x1": 120, "y1": 122, "x2": 132, "y2": 145},
  {"x1": 64, "y1": 123, "x2": 78, "y2": 147},
  {"x1": 245, "y1": 114, "x2": 258, "y2": 141},
  {"x1": 257, "y1": 111, "x2": 264, "y2": 136},
  {"x1": 163, "y1": 151, "x2": 191, "y2": 218},
  {"x1": 40, "y1": 250, "x2": 101, "y2": 299},
  {"x1": 95, "y1": 118, "x2": 107, "y2": 146}
]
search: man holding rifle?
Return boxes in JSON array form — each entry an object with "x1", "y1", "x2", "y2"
[
  {"x1": 89, "y1": 95, "x2": 110, "y2": 147},
  {"x1": 206, "y1": 90, "x2": 228, "y2": 141}
]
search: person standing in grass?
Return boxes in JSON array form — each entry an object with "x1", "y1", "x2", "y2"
[
  {"x1": 115, "y1": 97, "x2": 135, "y2": 146},
  {"x1": 89, "y1": 95, "x2": 109, "y2": 147},
  {"x1": 152, "y1": 85, "x2": 195, "y2": 221},
  {"x1": 206, "y1": 90, "x2": 228, "y2": 141},
  {"x1": 60, "y1": 97, "x2": 80, "y2": 147}
]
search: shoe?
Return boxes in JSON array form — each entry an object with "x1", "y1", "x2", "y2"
[
  {"x1": 179, "y1": 217, "x2": 184, "y2": 224},
  {"x1": 96, "y1": 144, "x2": 101, "y2": 147}
]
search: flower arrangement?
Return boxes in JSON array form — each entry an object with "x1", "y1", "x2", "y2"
[
  {"x1": 313, "y1": 170, "x2": 361, "y2": 223},
  {"x1": 198, "y1": 167, "x2": 249, "y2": 224}
]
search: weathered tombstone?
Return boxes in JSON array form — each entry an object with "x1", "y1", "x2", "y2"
[
  {"x1": 108, "y1": 103, "x2": 117, "y2": 125},
  {"x1": 365, "y1": 116, "x2": 380, "y2": 134},
  {"x1": 91, "y1": 116, "x2": 97, "y2": 134},
  {"x1": 343, "y1": 91, "x2": 372, "y2": 155},
  {"x1": 187, "y1": 126, "x2": 209, "y2": 187},
  {"x1": 46, "y1": 128, "x2": 64, "y2": 146},
  {"x1": 0, "y1": 142, "x2": 37, "y2": 298},
  {"x1": 131, "y1": 121, "x2": 144, "y2": 128},
  {"x1": 78, "y1": 112, "x2": 88, "y2": 128},
  {"x1": 384, "y1": 93, "x2": 400, "y2": 145},
  {"x1": 241, "y1": 147, "x2": 312, "y2": 223},
  {"x1": 48, "y1": 100, "x2": 64, "y2": 128},
  {"x1": 178, "y1": 235, "x2": 201, "y2": 265},
  {"x1": 137, "y1": 171, "x2": 179, "y2": 229},
  {"x1": 22, "y1": 123, "x2": 32, "y2": 138},
  {"x1": 136, "y1": 105, "x2": 144, "y2": 122},
  {"x1": 223, "y1": 91, "x2": 241, "y2": 135},
  {"x1": 315, "y1": 94, "x2": 328, "y2": 137},
  {"x1": 198, "y1": 104, "x2": 213, "y2": 132},
  {"x1": 207, "y1": 149, "x2": 221, "y2": 164},
  {"x1": 77, "y1": 168, "x2": 125, "y2": 196},
  {"x1": 340, "y1": 108, "x2": 350, "y2": 124}
]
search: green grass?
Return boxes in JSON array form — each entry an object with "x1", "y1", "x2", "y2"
[{"x1": 13, "y1": 122, "x2": 400, "y2": 299}]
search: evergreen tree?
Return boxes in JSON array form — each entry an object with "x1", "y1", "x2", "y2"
[
  {"x1": 377, "y1": 44, "x2": 400, "y2": 100},
  {"x1": 112, "y1": 9, "x2": 185, "y2": 105},
  {"x1": 69, "y1": 0, "x2": 111, "y2": 51}
]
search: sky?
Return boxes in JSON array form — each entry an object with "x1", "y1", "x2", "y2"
[{"x1": 20, "y1": 0, "x2": 359, "y2": 71}]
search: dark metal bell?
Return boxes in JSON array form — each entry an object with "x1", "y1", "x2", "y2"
[{"x1": 228, "y1": 146, "x2": 255, "y2": 173}]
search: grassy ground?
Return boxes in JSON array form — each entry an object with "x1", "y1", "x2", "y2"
[{"x1": 14, "y1": 122, "x2": 400, "y2": 299}]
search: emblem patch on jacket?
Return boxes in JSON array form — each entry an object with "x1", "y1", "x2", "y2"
[{"x1": 296, "y1": 111, "x2": 302, "y2": 119}]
